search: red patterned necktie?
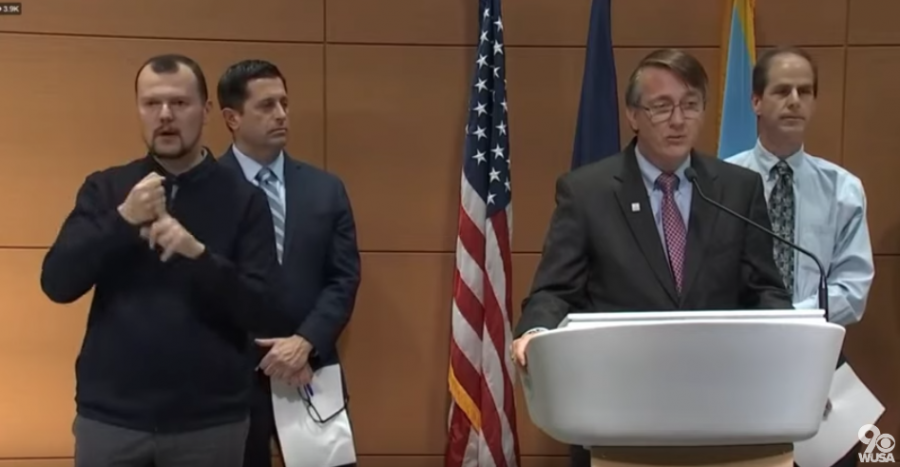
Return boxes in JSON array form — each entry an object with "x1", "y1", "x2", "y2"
[{"x1": 657, "y1": 173, "x2": 687, "y2": 293}]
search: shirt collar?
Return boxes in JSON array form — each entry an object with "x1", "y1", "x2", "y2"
[
  {"x1": 231, "y1": 144, "x2": 285, "y2": 184},
  {"x1": 752, "y1": 138, "x2": 805, "y2": 178},
  {"x1": 634, "y1": 144, "x2": 691, "y2": 190},
  {"x1": 147, "y1": 146, "x2": 216, "y2": 183}
]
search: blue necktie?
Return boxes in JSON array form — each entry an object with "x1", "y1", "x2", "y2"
[{"x1": 256, "y1": 168, "x2": 285, "y2": 264}]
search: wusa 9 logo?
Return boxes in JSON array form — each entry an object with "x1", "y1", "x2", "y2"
[{"x1": 858, "y1": 424, "x2": 896, "y2": 462}]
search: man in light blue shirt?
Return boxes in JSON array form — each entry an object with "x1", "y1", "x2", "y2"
[
  {"x1": 725, "y1": 46, "x2": 873, "y2": 466},
  {"x1": 726, "y1": 46, "x2": 874, "y2": 328}
]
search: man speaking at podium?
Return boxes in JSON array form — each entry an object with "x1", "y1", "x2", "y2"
[{"x1": 511, "y1": 48, "x2": 793, "y2": 467}]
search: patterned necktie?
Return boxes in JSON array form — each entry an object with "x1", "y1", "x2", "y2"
[
  {"x1": 768, "y1": 161, "x2": 795, "y2": 295},
  {"x1": 657, "y1": 173, "x2": 687, "y2": 293},
  {"x1": 256, "y1": 168, "x2": 285, "y2": 264}
]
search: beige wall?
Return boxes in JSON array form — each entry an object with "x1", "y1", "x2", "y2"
[{"x1": 0, "y1": 0, "x2": 897, "y2": 465}]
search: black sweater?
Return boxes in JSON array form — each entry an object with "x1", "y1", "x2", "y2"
[{"x1": 40, "y1": 153, "x2": 282, "y2": 433}]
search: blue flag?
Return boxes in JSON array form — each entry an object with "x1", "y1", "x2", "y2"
[
  {"x1": 571, "y1": 0, "x2": 620, "y2": 169},
  {"x1": 717, "y1": 0, "x2": 757, "y2": 158}
]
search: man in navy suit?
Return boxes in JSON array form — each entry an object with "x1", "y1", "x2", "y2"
[{"x1": 215, "y1": 59, "x2": 362, "y2": 467}]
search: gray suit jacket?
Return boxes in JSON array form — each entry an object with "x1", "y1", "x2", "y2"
[{"x1": 515, "y1": 139, "x2": 792, "y2": 337}]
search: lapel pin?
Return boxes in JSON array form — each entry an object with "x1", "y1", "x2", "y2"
[{"x1": 631, "y1": 202, "x2": 640, "y2": 212}]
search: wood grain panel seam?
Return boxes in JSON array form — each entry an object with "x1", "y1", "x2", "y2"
[
  {"x1": 0, "y1": 30, "x2": 324, "y2": 45},
  {"x1": 276, "y1": 41, "x2": 855, "y2": 49},
  {"x1": 320, "y1": 43, "x2": 891, "y2": 48},
  {"x1": 306, "y1": 43, "x2": 857, "y2": 49},
  {"x1": 5, "y1": 248, "x2": 900, "y2": 257},
  {"x1": 0, "y1": 458, "x2": 72, "y2": 461},
  {"x1": 843, "y1": 43, "x2": 900, "y2": 48},
  {"x1": 351, "y1": 250, "x2": 544, "y2": 255},
  {"x1": 322, "y1": 43, "x2": 711, "y2": 50},
  {"x1": 323, "y1": 0, "x2": 329, "y2": 172},
  {"x1": 320, "y1": 42, "x2": 538, "y2": 49},
  {"x1": 839, "y1": 0, "x2": 851, "y2": 167}
]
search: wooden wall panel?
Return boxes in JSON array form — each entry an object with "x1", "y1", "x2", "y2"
[
  {"x1": 844, "y1": 257, "x2": 900, "y2": 438},
  {"x1": 754, "y1": 0, "x2": 847, "y2": 46},
  {"x1": 0, "y1": 461, "x2": 73, "y2": 467},
  {"x1": 501, "y1": 0, "x2": 592, "y2": 46},
  {"x1": 0, "y1": 0, "x2": 323, "y2": 42},
  {"x1": 614, "y1": 0, "x2": 847, "y2": 48},
  {"x1": 848, "y1": 0, "x2": 900, "y2": 45},
  {"x1": 326, "y1": 0, "x2": 593, "y2": 46},
  {"x1": 505, "y1": 48, "x2": 585, "y2": 253},
  {"x1": 325, "y1": 0, "x2": 847, "y2": 48},
  {"x1": 611, "y1": 0, "x2": 724, "y2": 47},
  {"x1": 326, "y1": 0, "x2": 477, "y2": 45},
  {"x1": 511, "y1": 254, "x2": 568, "y2": 456},
  {"x1": 842, "y1": 47, "x2": 900, "y2": 255},
  {"x1": 0, "y1": 34, "x2": 324, "y2": 248},
  {"x1": 324, "y1": 45, "x2": 471, "y2": 253},
  {"x1": 340, "y1": 252, "x2": 454, "y2": 454},
  {"x1": 0, "y1": 250, "x2": 87, "y2": 458}
]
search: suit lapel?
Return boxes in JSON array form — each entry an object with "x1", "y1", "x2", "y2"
[
  {"x1": 678, "y1": 153, "x2": 721, "y2": 305},
  {"x1": 614, "y1": 145, "x2": 679, "y2": 305},
  {"x1": 220, "y1": 147, "x2": 307, "y2": 262},
  {"x1": 218, "y1": 148, "x2": 240, "y2": 171},
  {"x1": 281, "y1": 155, "x2": 309, "y2": 261}
]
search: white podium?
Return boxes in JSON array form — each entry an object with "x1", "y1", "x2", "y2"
[{"x1": 520, "y1": 309, "x2": 846, "y2": 466}]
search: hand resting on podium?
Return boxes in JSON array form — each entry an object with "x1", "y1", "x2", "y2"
[{"x1": 510, "y1": 327, "x2": 546, "y2": 370}]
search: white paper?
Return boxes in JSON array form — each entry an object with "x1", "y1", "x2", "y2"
[
  {"x1": 794, "y1": 363, "x2": 885, "y2": 467},
  {"x1": 271, "y1": 364, "x2": 357, "y2": 467}
]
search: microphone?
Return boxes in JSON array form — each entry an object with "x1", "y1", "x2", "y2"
[{"x1": 684, "y1": 167, "x2": 829, "y2": 323}]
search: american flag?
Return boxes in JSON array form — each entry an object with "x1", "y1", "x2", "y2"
[{"x1": 445, "y1": 1, "x2": 520, "y2": 466}]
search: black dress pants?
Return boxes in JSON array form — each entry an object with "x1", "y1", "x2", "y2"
[{"x1": 243, "y1": 370, "x2": 278, "y2": 467}]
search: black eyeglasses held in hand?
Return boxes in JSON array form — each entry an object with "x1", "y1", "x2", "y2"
[{"x1": 297, "y1": 387, "x2": 349, "y2": 424}]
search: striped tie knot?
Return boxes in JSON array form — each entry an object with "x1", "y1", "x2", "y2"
[{"x1": 257, "y1": 167, "x2": 276, "y2": 185}]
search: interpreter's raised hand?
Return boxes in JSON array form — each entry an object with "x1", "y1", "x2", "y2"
[
  {"x1": 118, "y1": 172, "x2": 166, "y2": 225},
  {"x1": 139, "y1": 214, "x2": 205, "y2": 262}
]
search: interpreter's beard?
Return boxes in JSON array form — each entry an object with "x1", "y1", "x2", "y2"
[{"x1": 147, "y1": 130, "x2": 200, "y2": 160}]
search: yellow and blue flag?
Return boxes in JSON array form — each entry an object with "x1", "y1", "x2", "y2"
[{"x1": 717, "y1": 0, "x2": 756, "y2": 159}]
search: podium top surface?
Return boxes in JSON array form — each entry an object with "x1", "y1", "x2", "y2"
[{"x1": 557, "y1": 309, "x2": 825, "y2": 328}]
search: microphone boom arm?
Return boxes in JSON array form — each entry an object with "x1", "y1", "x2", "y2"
[{"x1": 684, "y1": 168, "x2": 829, "y2": 323}]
